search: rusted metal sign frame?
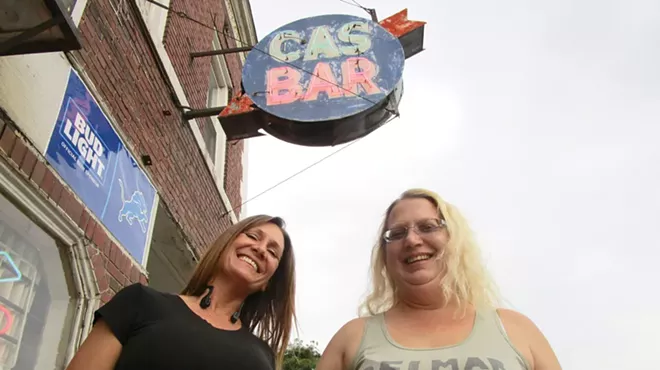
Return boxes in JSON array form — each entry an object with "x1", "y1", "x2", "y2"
[{"x1": 218, "y1": 9, "x2": 425, "y2": 144}]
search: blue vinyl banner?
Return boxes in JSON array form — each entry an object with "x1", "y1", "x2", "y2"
[{"x1": 45, "y1": 69, "x2": 156, "y2": 265}]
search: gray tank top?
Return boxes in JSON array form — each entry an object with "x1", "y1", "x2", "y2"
[{"x1": 351, "y1": 309, "x2": 530, "y2": 370}]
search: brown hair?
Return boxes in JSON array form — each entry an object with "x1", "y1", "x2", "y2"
[{"x1": 181, "y1": 215, "x2": 296, "y2": 369}]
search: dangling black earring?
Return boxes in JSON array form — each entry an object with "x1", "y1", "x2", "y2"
[
  {"x1": 230, "y1": 301, "x2": 244, "y2": 324},
  {"x1": 200, "y1": 286, "x2": 213, "y2": 309}
]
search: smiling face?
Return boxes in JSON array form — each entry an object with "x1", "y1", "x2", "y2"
[
  {"x1": 384, "y1": 197, "x2": 449, "y2": 288},
  {"x1": 221, "y1": 222, "x2": 285, "y2": 293}
]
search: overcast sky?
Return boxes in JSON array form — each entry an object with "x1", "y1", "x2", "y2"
[{"x1": 243, "y1": 0, "x2": 659, "y2": 368}]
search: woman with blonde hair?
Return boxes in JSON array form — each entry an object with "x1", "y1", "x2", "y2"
[
  {"x1": 317, "y1": 189, "x2": 561, "y2": 370},
  {"x1": 67, "y1": 215, "x2": 296, "y2": 370}
]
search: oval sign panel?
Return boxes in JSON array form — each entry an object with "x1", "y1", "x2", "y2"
[{"x1": 242, "y1": 14, "x2": 406, "y2": 123}]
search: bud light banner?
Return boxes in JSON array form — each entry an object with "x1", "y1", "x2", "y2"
[{"x1": 45, "y1": 69, "x2": 157, "y2": 265}]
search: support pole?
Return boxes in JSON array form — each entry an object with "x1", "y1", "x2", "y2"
[{"x1": 190, "y1": 46, "x2": 253, "y2": 59}]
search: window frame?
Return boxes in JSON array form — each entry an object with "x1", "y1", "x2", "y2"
[
  {"x1": 134, "y1": 0, "x2": 171, "y2": 43},
  {"x1": 225, "y1": 0, "x2": 259, "y2": 61},
  {"x1": 70, "y1": 0, "x2": 91, "y2": 27},
  {"x1": 223, "y1": 0, "x2": 256, "y2": 219},
  {"x1": 0, "y1": 159, "x2": 100, "y2": 367},
  {"x1": 0, "y1": 196, "x2": 76, "y2": 369},
  {"x1": 133, "y1": 6, "x2": 239, "y2": 223},
  {"x1": 201, "y1": 33, "x2": 233, "y2": 186}
]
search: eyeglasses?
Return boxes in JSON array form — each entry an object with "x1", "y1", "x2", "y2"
[{"x1": 383, "y1": 218, "x2": 446, "y2": 243}]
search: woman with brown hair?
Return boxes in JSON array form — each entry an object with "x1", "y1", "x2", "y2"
[
  {"x1": 66, "y1": 215, "x2": 296, "y2": 370},
  {"x1": 317, "y1": 189, "x2": 561, "y2": 370}
]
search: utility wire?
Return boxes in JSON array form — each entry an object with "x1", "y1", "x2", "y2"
[
  {"x1": 222, "y1": 114, "x2": 399, "y2": 218},
  {"x1": 137, "y1": 0, "x2": 401, "y2": 219}
]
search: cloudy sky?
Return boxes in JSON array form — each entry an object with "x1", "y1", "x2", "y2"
[{"x1": 243, "y1": 0, "x2": 659, "y2": 368}]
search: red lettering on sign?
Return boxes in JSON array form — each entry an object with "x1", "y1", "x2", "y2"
[
  {"x1": 303, "y1": 63, "x2": 343, "y2": 101},
  {"x1": 266, "y1": 58, "x2": 382, "y2": 105},
  {"x1": 0, "y1": 304, "x2": 13, "y2": 335},
  {"x1": 266, "y1": 67, "x2": 303, "y2": 106},
  {"x1": 342, "y1": 57, "x2": 380, "y2": 95}
]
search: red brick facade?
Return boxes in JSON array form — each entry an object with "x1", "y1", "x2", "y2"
[
  {"x1": 0, "y1": 0, "x2": 247, "y2": 302},
  {"x1": 162, "y1": 0, "x2": 245, "y2": 215},
  {"x1": 71, "y1": 0, "x2": 244, "y2": 253}
]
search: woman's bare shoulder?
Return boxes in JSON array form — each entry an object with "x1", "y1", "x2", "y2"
[
  {"x1": 329, "y1": 317, "x2": 369, "y2": 354},
  {"x1": 496, "y1": 308, "x2": 562, "y2": 370},
  {"x1": 317, "y1": 317, "x2": 369, "y2": 370},
  {"x1": 337, "y1": 317, "x2": 368, "y2": 337}
]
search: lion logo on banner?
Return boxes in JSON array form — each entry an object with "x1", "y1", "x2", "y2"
[{"x1": 117, "y1": 178, "x2": 149, "y2": 233}]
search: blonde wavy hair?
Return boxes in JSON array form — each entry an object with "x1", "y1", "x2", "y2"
[{"x1": 359, "y1": 188, "x2": 501, "y2": 316}]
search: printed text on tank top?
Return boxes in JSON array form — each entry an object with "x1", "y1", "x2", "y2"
[{"x1": 351, "y1": 310, "x2": 530, "y2": 370}]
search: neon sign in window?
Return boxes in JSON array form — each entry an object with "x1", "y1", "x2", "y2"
[
  {"x1": 0, "y1": 251, "x2": 21, "y2": 283},
  {"x1": 0, "y1": 304, "x2": 13, "y2": 335}
]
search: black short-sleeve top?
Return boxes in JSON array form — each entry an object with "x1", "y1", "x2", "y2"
[{"x1": 93, "y1": 283, "x2": 275, "y2": 370}]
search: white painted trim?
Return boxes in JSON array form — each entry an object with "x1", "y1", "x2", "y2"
[
  {"x1": 142, "y1": 194, "x2": 159, "y2": 266},
  {"x1": 206, "y1": 33, "x2": 233, "y2": 188},
  {"x1": 66, "y1": 240, "x2": 101, "y2": 361},
  {"x1": 240, "y1": 0, "x2": 259, "y2": 46},
  {"x1": 134, "y1": 12, "x2": 238, "y2": 224},
  {"x1": 210, "y1": 33, "x2": 234, "y2": 94},
  {"x1": 63, "y1": 242, "x2": 86, "y2": 365},
  {"x1": 224, "y1": 0, "x2": 242, "y2": 61},
  {"x1": 71, "y1": 0, "x2": 91, "y2": 26},
  {"x1": 236, "y1": 0, "x2": 258, "y2": 45},
  {"x1": 0, "y1": 159, "x2": 81, "y2": 244},
  {"x1": 224, "y1": 0, "x2": 258, "y2": 65},
  {"x1": 240, "y1": 138, "x2": 249, "y2": 219},
  {"x1": 223, "y1": 0, "x2": 255, "y2": 221},
  {"x1": 0, "y1": 158, "x2": 99, "y2": 366},
  {"x1": 210, "y1": 122, "x2": 227, "y2": 187},
  {"x1": 135, "y1": 0, "x2": 171, "y2": 42},
  {"x1": 224, "y1": 0, "x2": 246, "y2": 65}
]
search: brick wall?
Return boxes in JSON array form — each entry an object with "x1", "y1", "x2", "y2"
[
  {"x1": 225, "y1": 140, "x2": 244, "y2": 214},
  {"x1": 0, "y1": 0, "x2": 249, "y2": 305},
  {"x1": 70, "y1": 0, "x2": 246, "y2": 255},
  {"x1": 0, "y1": 117, "x2": 146, "y2": 304},
  {"x1": 163, "y1": 0, "x2": 245, "y2": 216}
]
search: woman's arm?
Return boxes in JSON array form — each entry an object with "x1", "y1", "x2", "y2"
[
  {"x1": 316, "y1": 318, "x2": 366, "y2": 370},
  {"x1": 66, "y1": 283, "x2": 146, "y2": 369},
  {"x1": 498, "y1": 309, "x2": 562, "y2": 370},
  {"x1": 65, "y1": 320, "x2": 122, "y2": 370},
  {"x1": 523, "y1": 316, "x2": 561, "y2": 370}
]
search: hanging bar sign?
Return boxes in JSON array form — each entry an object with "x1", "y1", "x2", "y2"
[
  {"x1": 221, "y1": 10, "x2": 426, "y2": 147},
  {"x1": 243, "y1": 14, "x2": 405, "y2": 122}
]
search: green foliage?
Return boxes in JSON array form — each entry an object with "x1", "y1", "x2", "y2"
[{"x1": 283, "y1": 338, "x2": 322, "y2": 370}]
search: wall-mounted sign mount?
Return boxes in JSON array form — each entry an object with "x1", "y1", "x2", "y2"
[{"x1": 219, "y1": 9, "x2": 425, "y2": 147}]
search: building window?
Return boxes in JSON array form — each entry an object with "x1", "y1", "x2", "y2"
[
  {"x1": 0, "y1": 193, "x2": 75, "y2": 369},
  {"x1": 202, "y1": 32, "x2": 232, "y2": 183}
]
